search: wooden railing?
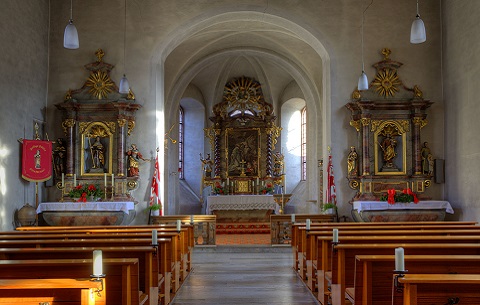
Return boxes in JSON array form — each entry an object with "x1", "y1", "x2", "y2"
[
  {"x1": 270, "y1": 214, "x2": 335, "y2": 245},
  {"x1": 150, "y1": 215, "x2": 216, "y2": 245}
]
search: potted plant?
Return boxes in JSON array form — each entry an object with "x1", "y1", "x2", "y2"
[
  {"x1": 68, "y1": 184, "x2": 103, "y2": 202},
  {"x1": 322, "y1": 203, "x2": 337, "y2": 215},
  {"x1": 148, "y1": 203, "x2": 161, "y2": 216}
]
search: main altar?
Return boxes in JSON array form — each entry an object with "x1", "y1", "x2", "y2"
[
  {"x1": 200, "y1": 76, "x2": 289, "y2": 222},
  {"x1": 345, "y1": 48, "x2": 449, "y2": 221}
]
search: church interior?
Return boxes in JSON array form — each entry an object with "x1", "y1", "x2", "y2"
[{"x1": 1, "y1": 1, "x2": 480, "y2": 304}]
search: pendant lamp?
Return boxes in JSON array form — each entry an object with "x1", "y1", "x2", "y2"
[
  {"x1": 64, "y1": 0, "x2": 79, "y2": 49},
  {"x1": 410, "y1": 0, "x2": 426, "y2": 44},
  {"x1": 358, "y1": 0, "x2": 373, "y2": 91},
  {"x1": 119, "y1": 0, "x2": 130, "y2": 94}
]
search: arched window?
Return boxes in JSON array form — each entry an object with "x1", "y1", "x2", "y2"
[
  {"x1": 301, "y1": 107, "x2": 307, "y2": 180},
  {"x1": 178, "y1": 106, "x2": 185, "y2": 179}
]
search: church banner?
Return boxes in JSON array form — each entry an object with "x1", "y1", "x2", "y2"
[{"x1": 22, "y1": 139, "x2": 52, "y2": 182}]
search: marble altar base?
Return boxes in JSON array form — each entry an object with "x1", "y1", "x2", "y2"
[{"x1": 352, "y1": 209, "x2": 446, "y2": 222}]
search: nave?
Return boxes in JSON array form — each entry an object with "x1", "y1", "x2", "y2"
[{"x1": 171, "y1": 246, "x2": 319, "y2": 305}]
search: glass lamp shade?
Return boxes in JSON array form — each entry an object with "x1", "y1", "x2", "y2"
[
  {"x1": 410, "y1": 16, "x2": 426, "y2": 44},
  {"x1": 357, "y1": 71, "x2": 369, "y2": 91},
  {"x1": 119, "y1": 74, "x2": 130, "y2": 94},
  {"x1": 63, "y1": 20, "x2": 79, "y2": 49}
]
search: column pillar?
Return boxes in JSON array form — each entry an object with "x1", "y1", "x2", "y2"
[
  {"x1": 62, "y1": 118, "x2": 76, "y2": 176},
  {"x1": 361, "y1": 117, "x2": 371, "y2": 176},
  {"x1": 117, "y1": 118, "x2": 127, "y2": 176}
]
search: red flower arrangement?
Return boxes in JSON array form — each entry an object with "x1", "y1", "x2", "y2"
[
  {"x1": 380, "y1": 188, "x2": 419, "y2": 205},
  {"x1": 213, "y1": 182, "x2": 225, "y2": 195},
  {"x1": 68, "y1": 184, "x2": 104, "y2": 202},
  {"x1": 261, "y1": 183, "x2": 274, "y2": 195}
]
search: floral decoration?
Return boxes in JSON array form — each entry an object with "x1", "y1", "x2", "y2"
[
  {"x1": 260, "y1": 182, "x2": 274, "y2": 195},
  {"x1": 69, "y1": 184, "x2": 104, "y2": 202},
  {"x1": 213, "y1": 182, "x2": 226, "y2": 195},
  {"x1": 380, "y1": 188, "x2": 419, "y2": 205}
]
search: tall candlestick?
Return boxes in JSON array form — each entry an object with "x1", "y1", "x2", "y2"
[
  {"x1": 111, "y1": 174, "x2": 115, "y2": 188},
  {"x1": 291, "y1": 214, "x2": 295, "y2": 223},
  {"x1": 93, "y1": 250, "x2": 103, "y2": 276},
  {"x1": 73, "y1": 174, "x2": 76, "y2": 186},
  {"x1": 176, "y1": 219, "x2": 181, "y2": 232},
  {"x1": 104, "y1": 173, "x2": 107, "y2": 186},
  {"x1": 395, "y1": 247, "x2": 405, "y2": 271},
  {"x1": 61, "y1": 173, "x2": 64, "y2": 188},
  {"x1": 333, "y1": 228, "x2": 339, "y2": 243},
  {"x1": 306, "y1": 219, "x2": 311, "y2": 231},
  {"x1": 152, "y1": 230, "x2": 158, "y2": 245},
  {"x1": 227, "y1": 178, "x2": 229, "y2": 186}
]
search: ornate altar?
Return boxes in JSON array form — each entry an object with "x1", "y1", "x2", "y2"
[
  {"x1": 202, "y1": 76, "x2": 283, "y2": 195},
  {"x1": 52, "y1": 49, "x2": 141, "y2": 221},
  {"x1": 346, "y1": 48, "x2": 434, "y2": 208}
]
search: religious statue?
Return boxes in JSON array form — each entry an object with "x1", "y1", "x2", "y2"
[
  {"x1": 53, "y1": 138, "x2": 66, "y2": 177},
  {"x1": 126, "y1": 144, "x2": 149, "y2": 177},
  {"x1": 34, "y1": 150, "x2": 41, "y2": 169},
  {"x1": 200, "y1": 153, "x2": 214, "y2": 178},
  {"x1": 90, "y1": 136, "x2": 105, "y2": 169},
  {"x1": 379, "y1": 134, "x2": 397, "y2": 168},
  {"x1": 421, "y1": 141, "x2": 432, "y2": 175},
  {"x1": 273, "y1": 151, "x2": 284, "y2": 177},
  {"x1": 347, "y1": 146, "x2": 358, "y2": 176}
]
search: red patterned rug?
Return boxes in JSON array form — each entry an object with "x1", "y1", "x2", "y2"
[{"x1": 216, "y1": 222, "x2": 270, "y2": 234}]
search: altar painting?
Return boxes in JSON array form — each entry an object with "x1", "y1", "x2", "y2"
[{"x1": 226, "y1": 128, "x2": 260, "y2": 177}]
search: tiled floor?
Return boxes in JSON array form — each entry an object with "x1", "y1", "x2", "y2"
[{"x1": 170, "y1": 246, "x2": 320, "y2": 305}]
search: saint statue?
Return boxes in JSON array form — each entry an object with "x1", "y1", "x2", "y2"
[
  {"x1": 379, "y1": 134, "x2": 397, "y2": 167},
  {"x1": 34, "y1": 150, "x2": 41, "y2": 169},
  {"x1": 347, "y1": 146, "x2": 358, "y2": 176},
  {"x1": 200, "y1": 153, "x2": 214, "y2": 178},
  {"x1": 90, "y1": 136, "x2": 105, "y2": 169},
  {"x1": 53, "y1": 138, "x2": 66, "y2": 177},
  {"x1": 273, "y1": 151, "x2": 284, "y2": 177},
  {"x1": 421, "y1": 142, "x2": 432, "y2": 175},
  {"x1": 126, "y1": 144, "x2": 149, "y2": 177}
]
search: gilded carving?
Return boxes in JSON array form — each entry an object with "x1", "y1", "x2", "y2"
[
  {"x1": 117, "y1": 119, "x2": 127, "y2": 128},
  {"x1": 361, "y1": 118, "x2": 371, "y2": 127},
  {"x1": 350, "y1": 120, "x2": 361, "y2": 132},
  {"x1": 62, "y1": 119, "x2": 76, "y2": 135},
  {"x1": 127, "y1": 89, "x2": 135, "y2": 100},
  {"x1": 413, "y1": 85, "x2": 423, "y2": 98},
  {"x1": 64, "y1": 89, "x2": 72, "y2": 101},
  {"x1": 352, "y1": 89, "x2": 361, "y2": 100},
  {"x1": 371, "y1": 120, "x2": 409, "y2": 134},
  {"x1": 85, "y1": 70, "x2": 115, "y2": 100},
  {"x1": 372, "y1": 68, "x2": 402, "y2": 97},
  {"x1": 127, "y1": 120, "x2": 135, "y2": 136},
  {"x1": 203, "y1": 127, "x2": 216, "y2": 149},
  {"x1": 412, "y1": 117, "x2": 428, "y2": 129},
  {"x1": 266, "y1": 125, "x2": 282, "y2": 149},
  {"x1": 349, "y1": 180, "x2": 359, "y2": 190},
  {"x1": 424, "y1": 180, "x2": 431, "y2": 188},
  {"x1": 79, "y1": 121, "x2": 115, "y2": 135}
]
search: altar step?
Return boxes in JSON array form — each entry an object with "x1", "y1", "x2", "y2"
[{"x1": 216, "y1": 222, "x2": 270, "y2": 234}]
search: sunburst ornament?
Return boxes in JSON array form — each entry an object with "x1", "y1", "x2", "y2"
[
  {"x1": 85, "y1": 70, "x2": 115, "y2": 99},
  {"x1": 372, "y1": 68, "x2": 401, "y2": 97}
]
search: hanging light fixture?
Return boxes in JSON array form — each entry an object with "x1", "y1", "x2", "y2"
[
  {"x1": 358, "y1": 0, "x2": 373, "y2": 91},
  {"x1": 410, "y1": 0, "x2": 426, "y2": 44},
  {"x1": 119, "y1": 0, "x2": 130, "y2": 94},
  {"x1": 64, "y1": 0, "x2": 79, "y2": 49}
]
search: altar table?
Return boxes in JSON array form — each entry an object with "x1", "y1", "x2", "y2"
[
  {"x1": 352, "y1": 200, "x2": 454, "y2": 222},
  {"x1": 206, "y1": 195, "x2": 279, "y2": 223},
  {"x1": 36, "y1": 201, "x2": 135, "y2": 226}
]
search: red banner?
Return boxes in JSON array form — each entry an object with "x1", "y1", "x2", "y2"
[{"x1": 22, "y1": 139, "x2": 52, "y2": 182}]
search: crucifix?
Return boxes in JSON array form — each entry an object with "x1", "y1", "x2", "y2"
[{"x1": 239, "y1": 159, "x2": 247, "y2": 177}]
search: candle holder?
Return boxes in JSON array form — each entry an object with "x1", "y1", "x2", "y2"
[
  {"x1": 90, "y1": 274, "x2": 106, "y2": 296},
  {"x1": 393, "y1": 270, "x2": 408, "y2": 293},
  {"x1": 111, "y1": 183, "x2": 115, "y2": 201},
  {"x1": 332, "y1": 241, "x2": 339, "y2": 254}
]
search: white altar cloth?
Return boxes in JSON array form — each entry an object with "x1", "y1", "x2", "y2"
[
  {"x1": 353, "y1": 200, "x2": 454, "y2": 214},
  {"x1": 206, "y1": 195, "x2": 279, "y2": 214},
  {"x1": 37, "y1": 201, "x2": 135, "y2": 214}
]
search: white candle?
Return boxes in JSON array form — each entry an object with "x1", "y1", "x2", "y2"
[
  {"x1": 93, "y1": 250, "x2": 103, "y2": 276},
  {"x1": 306, "y1": 219, "x2": 311, "y2": 231},
  {"x1": 333, "y1": 228, "x2": 339, "y2": 243},
  {"x1": 190, "y1": 215, "x2": 194, "y2": 224},
  {"x1": 61, "y1": 173, "x2": 64, "y2": 188},
  {"x1": 395, "y1": 247, "x2": 405, "y2": 271},
  {"x1": 256, "y1": 177, "x2": 259, "y2": 186},
  {"x1": 73, "y1": 174, "x2": 76, "y2": 186},
  {"x1": 291, "y1": 214, "x2": 295, "y2": 223},
  {"x1": 111, "y1": 174, "x2": 115, "y2": 188},
  {"x1": 152, "y1": 230, "x2": 158, "y2": 245},
  {"x1": 176, "y1": 219, "x2": 181, "y2": 232},
  {"x1": 104, "y1": 173, "x2": 107, "y2": 186}
]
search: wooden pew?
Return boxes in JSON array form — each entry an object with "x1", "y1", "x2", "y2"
[
  {"x1": 330, "y1": 243, "x2": 480, "y2": 305},
  {"x1": 150, "y1": 215, "x2": 216, "y2": 245},
  {"x1": 398, "y1": 274, "x2": 480, "y2": 305},
  {"x1": 352, "y1": 255, "x2": 480, "y2": 305},
  {"x1": 0, "y1": 278, "x2": 102, "y2": 305},
  {"x1": 271, "y1": 214, "x2": 334, "y2": 245},
  {"x1": 0, "y1": 246, "x2": 162, "y2": 305},
  {"x1": 0, "y1": 258, "x2": 142, "y2": 305}
]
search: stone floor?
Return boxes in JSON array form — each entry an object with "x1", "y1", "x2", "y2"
[{"x1": 170, "y1": 245, "x2": 320, "y2": 305}]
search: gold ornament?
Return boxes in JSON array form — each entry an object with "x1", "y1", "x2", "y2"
[
  {"x1": 372, "y1": 68, "x2": 401, "y2": 97},
  {"x1": 85, "y1": 70, "x2": 115, "y2": 99}
]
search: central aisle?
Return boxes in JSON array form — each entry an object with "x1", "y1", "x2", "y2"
[{"x1": 170, "y1": 246, "x2": 320, "y2": 305}]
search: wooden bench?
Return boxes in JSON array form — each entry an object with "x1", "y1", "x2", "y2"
[
  {"x1": 398, "y1": 274, "x2": 480, "y2": 305},
  {"x1": 0, "y1": 258, "x2": 143, "y2": 305},
  {"x1": 0, "y1": 278, "x2": 102, "y2": 305},
  {"x1": 150, "y1": 215, "x2": 216, "y2": 245},
  {"x1": 0, "y1": 246, "x2": 162, "y2": 305},
  {"x1": 271, "y1": 214, "x2": 334, "y2": 244},
  {"x1": 352, "y1": 255, "x2": 480, "y2": 305},
  {"x1": 330, "y1": 243, "x2": 480, "y2": 305}
]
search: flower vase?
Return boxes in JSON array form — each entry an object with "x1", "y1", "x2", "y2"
[
  {"x1": 151, "y1": 209, "x2": 160, "y2": 216},
  {"x1": 88, "y1": 195, "x2": 100, "y2": 202}
]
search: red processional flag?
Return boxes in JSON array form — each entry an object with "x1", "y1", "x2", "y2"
[
  {"x1": 149, "y1": 148, "x2": 163, "y2": 215},
  {"x1": 21, "y1": 139, "x2": 53, "y2": 182},
  {"x1": 326, "y1": 150, "x2": 337, "y2": 205}
]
